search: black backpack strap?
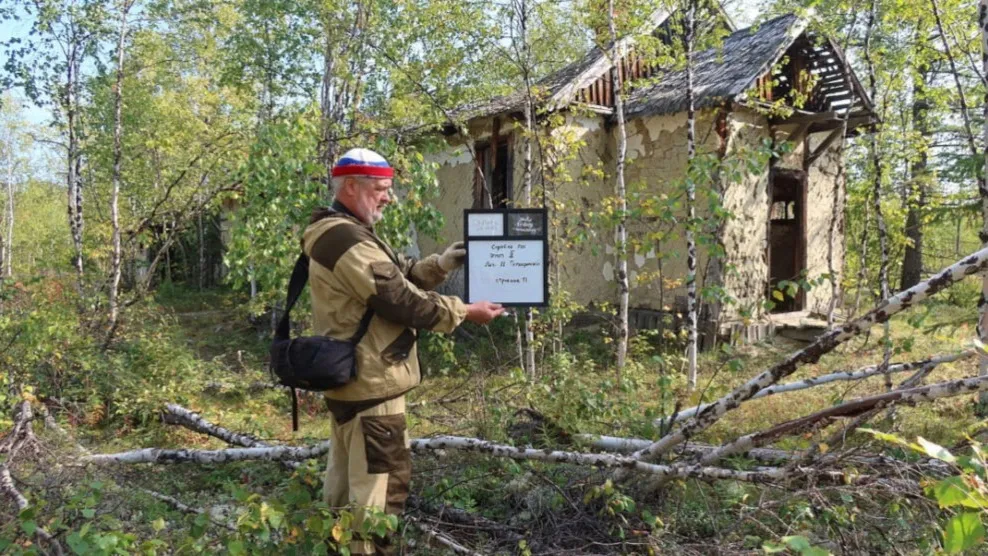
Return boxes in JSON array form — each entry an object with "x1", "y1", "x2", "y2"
[
  {"x1": 276, "y1": 253, "x2": 310, "y2": 341},
  {"x1": 291, "y1": 387, "x2": 299, "y2": 432},
  {"x1": 350, "y1": 307, "x2": 374, "y2": 344}
]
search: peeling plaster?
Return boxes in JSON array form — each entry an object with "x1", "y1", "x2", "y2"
[
  {"x1": 433, "y1": 147, "x2": 471, "y2": 167},
  {"x1": 603, "y1": 261, "x2": 614, "y2": 281},
  {"x1": 627, "y1": 132, "x2": 645, "y2": 161}
]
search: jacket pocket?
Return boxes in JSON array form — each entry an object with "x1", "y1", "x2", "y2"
[
  {"x1": 382, "y1": 328, "x2": 416, "y2": 365},
  {"x1": 361, "y1": 414, "x2": 408, "y2": 474}
]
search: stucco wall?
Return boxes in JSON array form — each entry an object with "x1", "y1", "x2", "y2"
[
  {"x1": 422, "y1": 135, "x2": 474, "y2": 295},
  {"x1": 619, "y1": 110, "x2": 720, "y2": 314},
  {"x1": 804, "y1": 131, "x2": 845, "y2": 313},
  {"x1": 423, "y1": 107, "x2": 845, "y2": 325},
  {"x1": 720, "y1": 109, "x2": 771, "y2": 319}
]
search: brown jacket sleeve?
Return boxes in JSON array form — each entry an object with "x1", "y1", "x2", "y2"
[
  {"x1": 309, "y1": 226, "x2": 466, "y2": 333},
  {"x1": 397, "y1": 253, "x2": 449, "y2": 291}
]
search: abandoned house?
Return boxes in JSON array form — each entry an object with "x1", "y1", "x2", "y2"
[{"x1": 420, "y1": 11, "x2": 877, "y2": 342}]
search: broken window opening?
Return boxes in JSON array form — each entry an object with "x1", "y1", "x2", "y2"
[
  {"x1": 768, "y1": 169, "x2": 807, "y2": 313},
  {"x1": 473, "y1": 138, "x2": 513, "y2": 209}
]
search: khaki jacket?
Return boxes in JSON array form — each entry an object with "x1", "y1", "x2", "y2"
[{"x1": 302, "y1": 205, "x2": 467, "y2": 404}]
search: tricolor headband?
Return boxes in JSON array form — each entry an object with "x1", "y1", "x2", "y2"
[{"x1": 331, "y1": 148, "x2": 394, "y2": 178}]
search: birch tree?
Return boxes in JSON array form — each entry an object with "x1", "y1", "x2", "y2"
[
  {"x1": 0, "y1": 94, "x2": 29, "y2": 279},
  {"x1": 608, "y1": 0, "x2": 631, "y2": 376},
  {"x1": 107, "y1": 0, "x2": 135, "y2": 341},
  {"x1": 980, "y1": 0, "x2": 988, "y2": 411},
  {"x1": 864, "y1": 0, "x2": 894, "y2": 388},
  {"x1": 1, "y1": 0, "x2": 108, "y2": 291},
  {"x1": 684, "y1": 0, "x2": 699, "y2": 390},
  {"x1": 512, "y1": 0, "x2": 538, "y2": 377}
]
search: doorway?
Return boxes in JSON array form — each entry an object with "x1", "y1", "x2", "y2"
[{"x1": 768, "y1": 169, "x2": 806, "y2": 313}]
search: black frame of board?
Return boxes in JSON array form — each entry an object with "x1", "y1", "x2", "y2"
[{"x1": 463, "y1": 208, "x2": 549, "y2": 307}]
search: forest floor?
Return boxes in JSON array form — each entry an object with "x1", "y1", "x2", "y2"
[{"x1": 2, "y1": 285, "x2": 982, "y2": 554}]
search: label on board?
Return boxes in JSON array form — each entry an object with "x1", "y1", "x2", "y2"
[
  {"x1": 507, "y1": 212, "x2": 544, "y2": 236},
  {"x1": 467, "y1": 240, "x2": 544, "y2": 304},
  {"x1": 466, "y1": 213, "x2": 503, "y2": 236}
]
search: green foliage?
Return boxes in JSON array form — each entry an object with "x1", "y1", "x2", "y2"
[
  {"x1": 0, "y1": 279, "x2": 227, "y2": 427},
  {"x1": 861, "y1": 429, "x2": 988, "y2": 553},
  {"x1": 762, "y1": 535, "x2": 831, "y2": 555},
  {"x1": 224, "y1": 108, "x2": 325, "y2": 313},
  {"x1": 225, "y1": 109, "x2": 446, "y2": 315}
]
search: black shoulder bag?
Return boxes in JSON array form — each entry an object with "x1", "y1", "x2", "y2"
[{"x1": 270, "y1": 253, "x2": 374, "y2": 431}]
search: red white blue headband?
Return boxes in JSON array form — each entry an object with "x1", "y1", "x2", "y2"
[{"x1": 331, "y1": 148, "x2": 394, "y2": 178}]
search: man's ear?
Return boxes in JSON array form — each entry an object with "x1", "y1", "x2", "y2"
[{"x1": 340, "y1": 177, "x2": 355, "y2": 197}]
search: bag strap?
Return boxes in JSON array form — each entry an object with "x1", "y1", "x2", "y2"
[
  {"x1": 277, "y1": 252, "x2": 375, "y2": 342},
  {"x1": 276, "y1": 254, "x2": 310, "y2": 341},
  {"x1": 350, "y1": 305, "x2": 375, "y2": 344},
  {"x1": 291, "y1": 387, "x2": 299, "y2": 432}
]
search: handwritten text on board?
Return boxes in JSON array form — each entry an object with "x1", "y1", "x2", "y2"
[{"x1": 467, "y1": 240, "x2": 544, "y2": 304}]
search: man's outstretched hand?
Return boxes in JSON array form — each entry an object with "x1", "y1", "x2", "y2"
[
  {"x1": 465, "y1": 301, "x2": 505, "y2": 324},
  {"x1": 439, "y1": 241, "x2": 467, "y2": 272}
]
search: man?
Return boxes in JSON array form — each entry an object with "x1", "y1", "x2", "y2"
[{"x1": 302, "y1": 148, "x2": 504, "y2": 554}]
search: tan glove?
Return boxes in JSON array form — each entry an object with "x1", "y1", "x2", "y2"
[{"x1": 438, "y1": 241, "x2": 467, "y2": 272}]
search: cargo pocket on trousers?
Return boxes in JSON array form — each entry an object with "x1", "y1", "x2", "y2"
[{"x1": 361, "y1": 414, "x2": 408, "y2": 474}]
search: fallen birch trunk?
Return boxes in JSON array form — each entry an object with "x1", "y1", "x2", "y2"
[
  {"x1": 632, "y1": 248, "x2": 988, "y2": 462},
  {"x1": 87, "y1": 434, "x2": 849, "y2": 484},
  {"x1": 163, "y1": 404, "x2": 300, "y2": 469},
  {"x1": 164, "y1": 404, "x2": 267, "y2": 448},
  {"x1": 408, "y1": 516, "x2": 483, "y2": 556},
  {"x1": 786, "y1": 357, "x2": 941, "y2": 469},
  {"x1": 653, "y1": 350, "x2": 973, "y2": 428},
  {"x1": 577, "y1": 434, "x2": 800, "y2": 462},
  {"x1": 85, "y1": 441, "x2": 331, "y2": 464},
  {"x1": 138, "y1": 487, "x2": 238, "y2": 531},
  {"x1": 0, "y1": 396, "x2": 64, "y2": 556},
  {"x1": 694, "y1": 373, "x2": 988, "y2": 467},
  {"x1": 410, "y1": 436, "x2": 848, "y2": 484}
]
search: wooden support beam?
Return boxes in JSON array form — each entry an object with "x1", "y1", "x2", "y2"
[{"x1": 806, "y1": 126, "x2": 844, "y2": 166}]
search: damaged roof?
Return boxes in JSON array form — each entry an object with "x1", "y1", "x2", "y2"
[
  {"x1": 448, "y1": 9, "x2": 673, "y2": 123},
  {"x1": 448, "y1": 12, "x2": 873, "y2": 128},
  {"x1": 622, "y1": 14, "x2": 804, "y2": 119}
]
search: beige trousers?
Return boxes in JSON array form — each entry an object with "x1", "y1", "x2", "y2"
[{"x1": 323, "y1": 396, "x2": 411, "y2": 555}]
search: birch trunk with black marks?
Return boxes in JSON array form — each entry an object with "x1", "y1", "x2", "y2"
[
  {"x1": 864, "y1": 0, "x2": 893, "y2": 391},
  {"x1": 609, "y1": 0, "x2": 630, "y2": 377},
  {"x1": 1, "y1": 123, "x2": 12, "y2": 278},
  {"x1": 979, "y1": 0, "x2": 988, "y2": 412},
  {"x1": 694, "y1": 374, "x2": 988, "y2": 467},
  {"x1": 651, "y1": 350, "x2": 973, "y2": 427},
  {"x1": 66, "y1": 46, "x2": 85, "y2": 290},
  {"x1": 108, "y1": 3, "x2": 131, "y2": 339},
  {"x1": 935, "y1": 0, "x2": 988, "y2": 411},
  {"x1": 163, "y1": 403, "x2": 299, "y2": 469},
  {"x1": 1, "y1": 399, "x2": 64, "y2": 555},
  {"x1": 4, "y1": 153, "x2": 11, "y2": 278},
  {"x1": 409, "y1": 436, "x2": 847, "y2": 484},
  {"x1": 852, "y1": 201, "x2": 870, "y2": 317},
  {"x1": 684, "y1": 0, "x2": 699, "y2": 389},
  {"x1": 86, "y1": 442, "x2": 332, "y2": 464},
  {"x1": 517, "y1": 0, "x2": 537, "y2": 377},
  {"x1": 631, "y1": 247, "x2": 988, "y2": 461},
  {"x1": 320, "y1": 5, "x2": 368, "y2": 179},
  {"x1": 198, "y1": 193, "x2": 205, "y2": 290}
]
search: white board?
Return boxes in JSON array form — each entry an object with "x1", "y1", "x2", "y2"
[
  {"x1": 466, "y1": 213, "x2": 504, "y2": 237},
  {"x1": 467, "y1": 240, "x2": 544, "y2": 304}
]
